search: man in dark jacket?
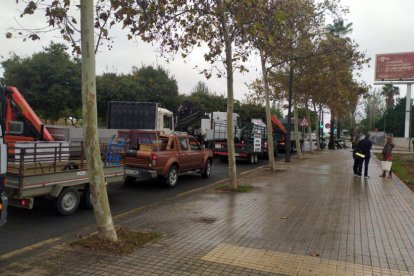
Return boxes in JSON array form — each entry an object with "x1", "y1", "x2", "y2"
[{"x1": 356, "y1": 133, "x2": 373, "y2": 178}]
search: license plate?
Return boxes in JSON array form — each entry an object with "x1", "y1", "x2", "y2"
[
  {"x1": 125, "y1": 169, "x2": 140, "y2": 176},
  {"x1": 214, "y1": 144, "x2": 222, "y2": 149}
]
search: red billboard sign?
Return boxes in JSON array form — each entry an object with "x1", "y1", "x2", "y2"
[{"x1": 375, "y1": 52, "x2": 414, "y2": 81}]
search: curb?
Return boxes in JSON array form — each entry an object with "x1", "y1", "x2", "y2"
[{"x1": 0, "y1": 237, "x2": 61, "y2": 261}]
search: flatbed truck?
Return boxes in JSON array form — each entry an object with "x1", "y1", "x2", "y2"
[{"x1": 4, "y1": 141, "x2": 125, "y2": 215}]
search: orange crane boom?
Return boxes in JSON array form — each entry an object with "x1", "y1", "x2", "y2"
[{"x1": 3, "y1": 86, "x2": 54, "y2": 142}]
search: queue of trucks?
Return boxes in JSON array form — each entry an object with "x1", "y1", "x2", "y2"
[{"x1": 0, "y1": 85, "x2": 289, "y2": 225}]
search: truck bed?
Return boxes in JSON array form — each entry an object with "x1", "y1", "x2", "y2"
[{"x1": 4, "y1": 142, "x2": 125, "y2": 208}]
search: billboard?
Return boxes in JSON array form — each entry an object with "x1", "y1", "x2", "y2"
[
  {"x1": 107, "y1": 101, "x2": 158, "y2": 129},
  {"x1": 375, "y1": 52, "x2": 414, "y2": 81}
]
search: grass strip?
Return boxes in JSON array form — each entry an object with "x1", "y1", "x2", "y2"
[{"x1": 375, "y1": 153, "x2": 414, "y2": 186}]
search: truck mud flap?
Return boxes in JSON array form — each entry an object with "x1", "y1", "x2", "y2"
[{"x1": 0, "y1": 193, "x2": 8, "y2": 226}]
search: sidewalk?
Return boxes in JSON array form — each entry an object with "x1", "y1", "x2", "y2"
[{"x1": 1, "y1": 150, "x2": 414, "y2": 275}]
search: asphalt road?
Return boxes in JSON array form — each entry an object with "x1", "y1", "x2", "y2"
[{"x1": 0, "y1": 157, "x2": 274, "y2": 255}]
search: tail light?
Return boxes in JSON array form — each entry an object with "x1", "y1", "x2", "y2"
[
  {"x1": 151, "y1": 153, "x2": 158, "y2": 166},
  {"x1": 21, "y1": 199, "x2": 27, "y2": 207}
]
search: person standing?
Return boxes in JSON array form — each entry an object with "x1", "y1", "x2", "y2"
[
  {"x1": 357, "y1": 133, "x2": 372, "y2": 178},
  {"x1": 351, "y1": 135, "x2": 360, "y2": 175},
  {"x1": 380, "y1": 136, "x2": 394, "y2": 178}
]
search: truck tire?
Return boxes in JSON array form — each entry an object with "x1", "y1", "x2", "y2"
[
  {"x1": 164, "y1": 166, "x2": 178, "y2": 188},
  {"x1": 82, "y1": 185, "x2": 93, "y2": 209},
  {"x1": 63, "y1": 162, "x2": 79, "y2": 171},
  {"x1": 254, "y1": 154, "x2": 258, "y2": 164},
  {"x1": 55, "y1": 188, "x2": 80, "y2": 216},
  {"x1": 201, "y1": 160, "x2": 212, "y2": 178}
]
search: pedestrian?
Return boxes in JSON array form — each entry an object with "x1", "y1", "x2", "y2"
[
  {"x1": 351, "y1": 135, "x2": 360, "y2": 175},
  {"x1": 356, "y1": 133, "x2": 372, "y2": 178},
  {"x1": 380, "y1": 136, "x2": 394, "y2": 178}
]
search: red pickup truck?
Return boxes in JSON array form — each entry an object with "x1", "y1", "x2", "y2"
[{"x1": 120, "y1": 130, "x2": 213, "y2": 187}]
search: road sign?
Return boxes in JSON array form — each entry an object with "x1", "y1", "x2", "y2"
[
  {"x1": 325, "y1": 123, "x2": 331, "y2": 129},
  {"x1": 300, "y1": 118, "x2": 309, "y2": 127}
]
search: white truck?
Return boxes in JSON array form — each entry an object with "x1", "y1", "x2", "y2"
[
  {"x1": 200, "y1": 111, "x2": 242, "y2": 142},
  {"x1": 201, "y1": 112, "x2": 267, "y2": 164}
]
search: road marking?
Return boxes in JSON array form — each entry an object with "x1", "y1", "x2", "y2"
[
  {"x1": 201, "y1": 243, "x2": 412, "y2": 276},
  {"x1": 0, "y1": 237, "x2": 61, "y2": 261}
]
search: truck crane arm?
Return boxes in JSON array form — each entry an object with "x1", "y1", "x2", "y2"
[{"x1": 2, "y1": 86, "x2": 54, "y2": 142}]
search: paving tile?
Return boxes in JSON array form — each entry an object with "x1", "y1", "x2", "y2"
[{"x1": 1, "y1": 150, "x2": 414, "y2": 276}]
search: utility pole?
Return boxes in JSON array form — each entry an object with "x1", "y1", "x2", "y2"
[{"x1": 405, "y1": 84, "x2": 412, "y2": 139}]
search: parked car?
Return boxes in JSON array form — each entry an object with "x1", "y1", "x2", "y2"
[{"x1": 120, "y1": 130, "x2": 213, "y2": 187}]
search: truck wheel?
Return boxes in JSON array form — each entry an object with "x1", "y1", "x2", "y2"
[
  {"x1": 201, "y1": 160, "x2": 212, "y2": 178},
  {"x1": 82, "y1": 185, "x2": 93, "y2": 209},
  {"x1": 164, "y1": 166, "x2": 178, "y2": 188},
  {"x1": 254, "y1": 154, "x2": 258, "y2": 164},
  {"x1": 63, "y1": 162, "x2": 79, "y2": 171},
  {"x1": 55, "y1": 188, "x2": 80, "y2": 216}
]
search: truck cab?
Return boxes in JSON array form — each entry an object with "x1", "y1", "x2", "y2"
[{"x1": 157, "y1": 107, "x2": 174, "y2": 133}]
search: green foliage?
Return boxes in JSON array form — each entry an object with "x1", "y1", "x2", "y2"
[
  {"x1": 183, "y1": 83, "x2": 227, "y2": 113},
  {"x1": 1, "y1": 43, "x2": 81, "y2": 122},
  {"x1": 374, "y1": 97, "x2": 413, "y2": 136},
  {"x1": 271, "y1": 107, "x2": 283, "y2": 119},
  {"x1": 375, "y1": 153, "x2": 414, "y2": 186},
  {"x1": 1, "y1": 46, "x2": 180, "y2": 125},
  {"x1": 132, "y1": 66, "x2": 180, "y2": 112},
  {"x1": 234, "y1": 102, "x2": 266, "y2": 123},
  {"x1": 381, "y1": 84, "x2": 400, "y2": 110},
  {"x1": 326, "y1": 18, "x2": 353, "y2": 37}
]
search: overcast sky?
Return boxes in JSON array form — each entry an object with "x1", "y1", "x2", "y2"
[{"x1": 1, "y1": 0, "x2": 413, "y2": 100}]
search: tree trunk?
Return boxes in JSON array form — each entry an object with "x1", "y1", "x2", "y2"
[
  {"x1": 313, "y1": 102, "x2": 321, "y2": 150},
  {"x1": 306, "y1": 101, "x2": 313, "y2": 152},
  {"x1": 80, "y1": 0, "x2": 117, "y2": 242},
  {"x1": 329, "y1": 112, "x2": 335, "y2": 149},
  {"x1": 293, "y1": 95, "x2": 302, "y2": 158},
  {"x1": 336, "y1": 119, "x2": 341, "y2": 139},
  {"x1": 286, "y1": 66, "x2": 293, "y2": 163},
  {"x1": 260, "y1": 51, "x2": 276, "y2": 171},
  {"x1": 220, "y1": 3, "x2": 237, "y2": 189}
]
